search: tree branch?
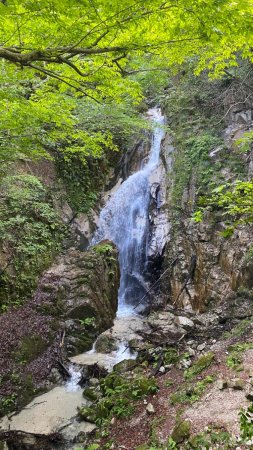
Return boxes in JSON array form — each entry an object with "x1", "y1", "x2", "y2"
[{"x1": 28, "y1": 63, "x2": 101, "y2": 102}]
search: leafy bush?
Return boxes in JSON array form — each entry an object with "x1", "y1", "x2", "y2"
[
  {"x1": 240, "y1": 403, "x2": 253, "y2": 440},
  {"x1": 0, "y1": 175, "x2": 66, "y2": 309},
  {"x1": 79, "y1": 372, "x2": 158, "y2": 426},
  {"x1": 226, "y1": 342, "x2": 253, "y2": 370}
]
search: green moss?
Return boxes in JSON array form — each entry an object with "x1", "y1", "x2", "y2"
[
  {"x1": 186, "y1": 426, "x2": 235, "y2": 449},
  {"x1": 226, "y1": 342, "x2": 253, "y2": 371},
  {"x1": 171, "y1": 419, "x2": 191, "y2": 444},
  {"x1": 83, "y1": 387, "x2": 101, "y2": 402},
  {"x1": 223, "y1": 318, "x2": 252, "y2": 339},
  {"x1": 95, "y1": 334, "x2": 117, "y2": 353},
  {"x1": 55, "y1": 153, "x2": 111, "y2": 215},
  {"x1": 170, "y1": 376, "x2": 214, "y2": 405},
  {"x1": 93, "y1": 242, "x2": 113, "y2": 252},
  {"x1": 13, "y1": 334, "x2": 49, "y2": 364},
  {"x1": 184, "y1": 352, "x2": 214, "y2": 380}
]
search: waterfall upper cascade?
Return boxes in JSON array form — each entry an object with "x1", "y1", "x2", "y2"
[{"x1": 92, "y1": 108, "x2": 165, "y2": 315}]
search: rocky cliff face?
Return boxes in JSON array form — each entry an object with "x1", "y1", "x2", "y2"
[
  {"x1": 161, "y1": 120, "x2": 253, "y2": 312},
  {"x1": 42, "y1": 242, "x2": 120, "y2": 355}
]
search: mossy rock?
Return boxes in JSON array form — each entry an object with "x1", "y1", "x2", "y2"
[
  {"x1": 78, "y1": 406, "x2": 97, "y2": 423},
  {"x1": 95, "y1": 334, "x2": 117, "y2": 353},
  {"x1": 83, "y1": 387, "x2": 101, "y2": 402},
  {"x1": 171, "y1": 419, "x2": 191, "y2": 443},
  {"x1": 184, "y1": 352, "x2": 214, "y2": 380},
  {"x1": 67, "y1": 332, "x2": 94, "y2": 355},
  {"x1": 13, "y1": 335, "x2": 49, "y2": 364},
  {"x1": 113, "y1": 359, "x2": 136, "y2": 373}
]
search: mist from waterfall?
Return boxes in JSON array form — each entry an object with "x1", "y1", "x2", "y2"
[{"x1": 92, "y1": 108, "x2": 165, "y2": 315}]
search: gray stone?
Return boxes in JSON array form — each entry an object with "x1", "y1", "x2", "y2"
[
  {"x1": 229, "y1": 378, "x2": 246, "y2": 390},
  {"x1": 217, "y1": 379, "x2": 228, "y2": 390},
  {"x1": 197, "y1": 343, "x2": 206, "y2": 352},
  {"x1": 95, "y1": 334, "x2": 117, "y2": 353},
  {"x1": 89, "y1": 378, "x2": 99, "y2": 387},
  {"x1": 164, "y1": 364, "x2": 173, "y2": 370},
  {"x1": 180, "y1": 359, "x2": 192, "y2": 369},
  {"x1": 245, "y1": 386, "x2": 253, "y2": 401},
  {"x1": 159, "y1": 366, "x2": 166, "y2": 374},
  {"x1": 146, "y1": 403, "x2": 155, "y2": 415},
  {"x1": 187, "y1": 348, "x2": 196, "y2": 357},
  {"x1": 174, "y1": 316, "x2": 195, "y2": 329}
]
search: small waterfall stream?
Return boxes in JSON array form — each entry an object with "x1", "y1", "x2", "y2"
[{"x1": 92, "y1": 107, "x2": 165, "y2": 316}]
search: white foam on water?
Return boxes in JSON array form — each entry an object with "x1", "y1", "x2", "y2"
[{"x1": 65, "y1": 365, "x2": 82, "y2": 392}]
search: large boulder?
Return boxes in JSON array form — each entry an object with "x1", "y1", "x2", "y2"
[{"x1": 38, "y1": 241, "x2": 120, "y2": 355}]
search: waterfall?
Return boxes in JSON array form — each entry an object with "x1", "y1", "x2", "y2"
[{"x1": 92, "y1": 108, "x2": 165, "y2": 316}]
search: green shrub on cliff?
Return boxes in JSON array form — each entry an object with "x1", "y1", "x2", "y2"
[{"x1": 0, "y1": 175, "x2": 66, "y2": 309}]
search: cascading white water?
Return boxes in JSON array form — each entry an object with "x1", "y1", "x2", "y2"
[{"x1": 92, "y1": 108, "x2": 165, "y2": 316}]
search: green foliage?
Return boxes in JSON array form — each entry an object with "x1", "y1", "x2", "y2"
[
  {"x1": 79, "y1": 372, "x2": 158, "y2": 426},
  {"x1": 79, "y1": 317, "x2": 96, "y2": 327},
  {"x1": 223, "y1": 318, "x2": 252, "y2": 339},
  {"x1": 0, "y1": 175, "x2": 66, "y2": 308},
  {"x1": 186, "y1": 426, "x2": 235, "y2": 449},
  {"x1": 0, "y1": 0, "x2": 252, "y2": 171},
  {"x1": 166, "y1": 437, "x2": 178, "y2": 449},
  {"x1": 164, "y1": 378, "x2": 174, "y2": 388},
  {"x1": 55, "y1": 153, "x2": 101, "y2": 214},
  {"x1": 149, "y1": 416, "x2": 166, "y2": 449},
  {"x1": 0, "y1": 393, "x2": 17, "y2": 410},
  {"x1": 239, "y1": 403, "x2": 253, "y2": 440},
  {"x1": 170, "y1": 375, "x2": 214, "y2": 405},
  {"x1": 184, "y1": 353, "x2": 214, "y2": 380},
  {"x1": 152, "y1": 347, "x2": 179, "y2": 370},
  {"x1": 244, "y1": 245, "x2": 253, "y2": 265},
  {"x1": 196, "y1": 180, "x2": 253, "y2": 232},
  {"x1": 93, "y1": 243, "x2": 115, "y2": 255},
  {"x1": 226, "y1": 342, "x2": 253, "y2": 371},
  {"x1": 161, "y1": 71, "x2": 227, "y2": 216}
]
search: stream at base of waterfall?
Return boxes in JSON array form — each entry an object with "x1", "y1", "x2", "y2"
[{"x1": 0, "y1": 108, "x2": 165, "y2": 448}]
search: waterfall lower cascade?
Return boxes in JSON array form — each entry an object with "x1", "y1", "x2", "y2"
[{"x1": 92, "y1": 108, "x2": 165, "y2": 315}]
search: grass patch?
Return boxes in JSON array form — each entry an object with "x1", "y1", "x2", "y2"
[
  {"x1": 170, "y1": 375, "x2": 214, "y2": 405},
  {"x1": 184, "y1": 352, "x2": 214, "y2": 380},
  {"x1": 226, "y1": 342, "x2": 253, "y2": 371},
  {"x1": 186, "y1": 425, "x2": 235, "y2": 449},
  {"x1": 223, "y1": 318, "x2": 252, "y2": 339}
]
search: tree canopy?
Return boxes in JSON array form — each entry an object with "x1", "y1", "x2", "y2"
[{"x1": 0, "y1": 0, "x2": 252, "y2": 165}]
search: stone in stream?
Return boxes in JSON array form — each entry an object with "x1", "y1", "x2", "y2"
[
  {"x1": 95, "y1": 334, "x2": 118, "y2": 353},
  {"x1": 113, "y1": 359, "x2": 137, "y2": 372}
]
